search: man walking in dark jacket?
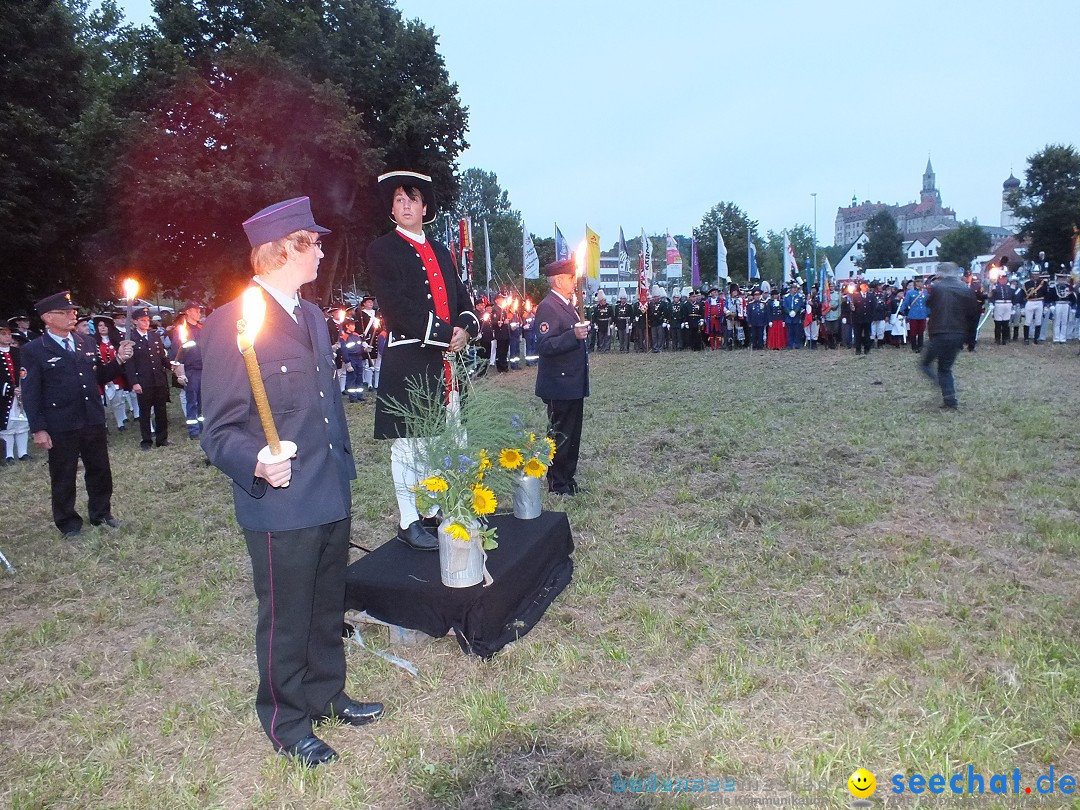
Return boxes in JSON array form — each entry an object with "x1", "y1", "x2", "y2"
[{"x1": 920, "y1": 262, "x2": 980, "y2": 409}]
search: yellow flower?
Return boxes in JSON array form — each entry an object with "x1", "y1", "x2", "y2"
[
  {"x1": 421, "y1": 476, "x2": 449, "y2": 492},
  {"x1": 472, "y1": 485, "x2": 497, "y2": 515},
  {"x1": 544, "y1": 437, "x2": 556, "y2": 462},
  {"x1": 445, "y1": 522, "x2": 471, "y2": 542},
  {"x1": 477, "y1": 449, "x2": 492, "y2": 473},
  {"x1": 529, "y1": 432, "x2": 536, "y2": 443},
  {"x1": 522, "y1": 458, "x2": 547, "y2": 479},
  {"x1": 498, "y1": 448, "x2": 523, "y2": 469}
]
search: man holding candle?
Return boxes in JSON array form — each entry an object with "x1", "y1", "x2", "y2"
[
  {"x1": 366, "y1": 170, "x2": 479, "y2": 552},
  {"x1": 19, "y1": 291, "x2": 134, "y2": 536},
  {"x1": 534, "y1": 258, "x2": 590, "y2": 496},
  {"x1": 200, "y1": 196, "x2": 381, "y2": 768}
]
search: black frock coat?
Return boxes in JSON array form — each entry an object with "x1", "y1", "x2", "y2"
[{"x1": 366, "y1": 230, "x2": 478, "y2": 439}]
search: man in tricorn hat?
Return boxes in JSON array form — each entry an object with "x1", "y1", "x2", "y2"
[
  {"x1": 201, "y1": 196, "x2": 381, "y2": 767},
  {"x1": 534, "y1": 258, "x2": 590, "y2": 495},
  {"x1": 20, "y1": 291, "x2": 134, "y2": 536},
  {"x1": 366, "y1": 171, "x2": 479, "y2": 551}
]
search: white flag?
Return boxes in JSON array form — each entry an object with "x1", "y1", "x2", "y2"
[
  {"x1": 716, "y1": 228, "x2": 728, "y2": 281},
  {"x1": 783, "y1": 231, "x2": 800, "y2": 281},
  {"x1": 641, "y1": 229, "x2": 653, "y2": 281},
  {"x1": 522, "y1": 221, "x2": 539, "y2": 279},
  {"x1": 483, "y1": 220, "x2": 492, "y2": 287}
]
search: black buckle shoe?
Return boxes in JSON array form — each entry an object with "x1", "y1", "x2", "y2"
[
  {"x1": 396, "y1": 520, "x2": 438, "y2": 551},
  {"x1": 316, "y1": 700, "x2": 384, "y2": 727},
  {"x1": 278, "y1": 734, "x2": 338, "y2": 767}
]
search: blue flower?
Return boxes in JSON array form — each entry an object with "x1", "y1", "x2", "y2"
[{"x1": 443, "y1": 455, "x2": 452, "y2": 469}]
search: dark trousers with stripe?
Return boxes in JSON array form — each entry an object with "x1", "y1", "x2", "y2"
[
  {"x1": 136, "y1": 384, "x2": 170, "y2": 445},
  {"x1": 544, "y1": 398, "x2": 583, "y2": 494},
  {"x1": 244, "y1": 516, "x2": 351, "y2": 748},
  {"x1": 47, "y1": 425, "x2": 113, "y2": 534}
]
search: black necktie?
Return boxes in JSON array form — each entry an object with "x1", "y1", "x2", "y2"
[
  {"x1": 292, "y1": 303, "x2": 301, "y2": 322},
  {"x1": 63, "y1": 337, "x2": 73, "y2": 353}
]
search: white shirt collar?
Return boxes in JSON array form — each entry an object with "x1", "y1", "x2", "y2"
[
  {"x1": 552, "y1": 290, "x2": 571, "y2": 306},
  {"x1": 253, "y1": 277, "x2": 301, "y2": 322},
  {"x1": 396, "y1": 225, "x2": 426, "y2": 244}
]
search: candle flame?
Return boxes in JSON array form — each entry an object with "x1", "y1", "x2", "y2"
[
  {"x1": 177, "y1": 322, "x2": 188, "y2": 343},
  {"x1": 122, "y1": 278, "x2": 139, "y2": 300},
  {"x1": 239, "y1": 287, "x2": 266, "y2": 345}
]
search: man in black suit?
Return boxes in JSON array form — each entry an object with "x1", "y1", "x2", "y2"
[
  {"x1": 201, "y1": 196, "x2": 382, "y2": 768},
  {"x1": 19, "y1": 291, "x2": 133, "y2": 536},
  {"x1": 366, "y1": 171, "x2": 479, "y2": 551},
  {"x1": 533, "y1": 258, "x2": 590, "y2": 495},
  {"x1": 126, "y1": 307, "x2": 171, "y2": 449}
]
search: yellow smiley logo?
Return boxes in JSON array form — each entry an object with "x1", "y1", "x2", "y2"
[{"x1": 847, "y1": 768, "x2": 876, "y2": 799}]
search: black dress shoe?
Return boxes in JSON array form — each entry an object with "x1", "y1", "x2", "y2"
[
  {"x1": 62, "y1": 528, "x2": 81, "y2": 538},
  {"x1": 420, "y1": 515, "x2": 441, "y2": 532},
  {"x1": 156, "y1": 440, "x2": 172, "y2": 447},
  {"x1": 140, "y1": 442, "x2": 152, "y2": 451},
  {"x1": 278, "y1": 734, "x2": 338, "y2": 767},
  {"x1": 396, "y1": 520, "x2": 438, "y2": 551},
  {"x1": 316, "y1": 700, "x2": 384, "y2": 727},
  {"x1": 92, "y1": 516, "x2": 120, "y2": 528}
]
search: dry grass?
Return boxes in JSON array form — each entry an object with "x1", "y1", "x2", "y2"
[{"x1": 2, "y1": 335, "x2": 1080, "y2": 809}]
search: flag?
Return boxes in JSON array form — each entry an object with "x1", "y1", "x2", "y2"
[
  {"x1": 458, "y1": 218, "x2": 472, "y2": 282},
  {"x1": 522, "y1": 221, "x2": 539, "y2": 279},
  {"x1": 483, "y1": 220, "x2": 492, "y2": 287},
  {"x1": 665, "y1": 231, "x2": 683, "y2": 280},
  {"x1": 638, "y1": 230, "x2": 650, "y2": 304},
  {"x1": 691, "y1": 238, "x2": 700, "y2": 288},
  {"x1": 783, "y1": 231, "x2": 800, "y2": 282},
  {"x1": 821, "y1": 258, "x2": 833, "y2": 314},
  {"x1": 716, "y1": 228, "x2": 728, "y2": 282},
  {"x1": 555, "y1": 224, "x2": 571, "y2": 261},
  {"x1": 641, "y1": 229, "x2": 653, "y2": 280},
  {"x1": 618, "y1": 228, "x2": 631, "y2": 279},
  {"x1": 586, "y1": 225, "x2": 601, "y2": 294},
  {"x1": 749, "y1": 238, "x2": 759, "y2": 280}
]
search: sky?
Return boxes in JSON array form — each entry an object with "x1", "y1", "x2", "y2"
[{"x1": 113, "y1": 0, "x2": 1078, "y2": 251}]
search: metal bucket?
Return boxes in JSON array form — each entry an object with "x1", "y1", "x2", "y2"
[
  {"x1": 513, "y1": 474, "x2": 543, "y2": 519},
  {"x1": 438, "y1": 520, "x2": 485, "y2": 588}
]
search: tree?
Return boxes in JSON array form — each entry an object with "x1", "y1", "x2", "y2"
[
  {"x1": 937, "y1": 221, "x2": 991, "y2": 270},
  {"x1": 692, "y1": 202, "x2": 759, "y2": 283},
  {"x1": 449, "y1": 169, "x2": 525, "y2": 294},
  {"x1": 859, "y1": 211, "x2": 905, "y2": 269},
  {"x1": 1008, "y1": 144, "x2": 1080, "y2": 267},
  {"x1": 763, "y1": 224, "x2": 816, "y2": 284},
  {"x1": 0, "y1": 0, "x2": 89, "y2": 313}
]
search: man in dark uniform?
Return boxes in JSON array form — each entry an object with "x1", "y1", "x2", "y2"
[
  {"x1": 648, "y1": 287, "x2": 671, "y2": 352},
  {"x1": 613, "y1": 291, "x2": 632, "y2": 352},
  {"x1": 989, "y1": 264, "x2": 1015, "y2": 345},
  {"x1": 366, "y1": 171, "x2": 479, "y2": 551},
  {"x1": 201, "y1": 196, "x2": 381, "y2": 768},
  {"x1": 1022, "y1": 270, "x2": 1046, "y2": 344},
  {"x1": 745, "y1": 288, "x2": 766, "y2": 349},
  {"x1": 492, "y1": 295, "x2": 512, "y2": 372},
  {"x1": 170, "y1": 302, "x2": 204, "y2": 438},
  {"x1": 631, "y1": 296, "x2": 649, "y2": 352},
  {"x1": 593, "y1": 291, "x2": 613, "y2": 352},
  {"x1": 963, "y1": 270, "x2": 986, "y2": 351},
  {"x1": 7, "y1": 315, "x2": 38, "y2": 347},
  {"x1": 851, "y1": 283, "x2": 874, "y2": 356},
  {"x1": 126, "y1": 307, "x2": 172, "y2": 449},
  {"x1": 686, "y1": 289, "x2": 705, "y2": 350},
  {"x1": 782, "y1": 282, "x2": 806, "y2": 349},
  {"x1": 534, "y1": 258, "x2": 589, "y2": 495},
  {"x1": 20, "y1": 291, "x2": 133, "y2": 536}
]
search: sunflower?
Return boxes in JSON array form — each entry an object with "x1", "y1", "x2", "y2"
[
  {"x1": 544, "y1": 437, "x2": 557, "y2": 462},
  {"x1": 445, "y1": 522, "x2": 471, "y2": 542},
  {"x1": 522, "y1": 457, "x2": 547, "y2": 479},
  {"x1": 471, "y1": 485, "x2": 497, "y2": 515},
  {"x1": 477, "y1": 449, "x2": 492, "y2": 473},
  {"x1": 498, "y1": 448, "x2": 524, "y2": 469},
  {"x1": 421, "y1": 476, "x2": 449, "y2": 492}
]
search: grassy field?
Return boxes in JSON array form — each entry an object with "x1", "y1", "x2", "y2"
[{"x1": 2, "y1": 335, "x2": 1080, "y2": 809}]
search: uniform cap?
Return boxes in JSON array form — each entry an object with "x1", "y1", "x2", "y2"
[
  {"x1": 542, "y1": 258, "x2": 576, "y2": 277},
  {"x1": 242, "y1": 196, "x2": 330, "y2": 248},
  {"x1": 34, "y1": 291, "x2": 77, "y2": 316}
]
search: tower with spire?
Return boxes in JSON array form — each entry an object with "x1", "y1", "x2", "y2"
[
  {"x1": 1001, "y1": 171, "x2": 1020, "y2": 231},
  {"x1": 921, "y1": 157, "x2": 941, "y2": 207}
]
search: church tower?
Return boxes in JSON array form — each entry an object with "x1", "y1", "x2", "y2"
[
  {"x1": 920, "y1": 157, "x2": 941, "y2": 207},
  {"x1": 1001, "y1": 172, "x2": 1020, "y2": 231}
]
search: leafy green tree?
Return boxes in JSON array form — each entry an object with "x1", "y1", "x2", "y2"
[
  {"x1": 937, "y1": 221, "x2": 991, "y2": 270},
  {"x1": 692, "y1": 202, "x2": 759, "y2": 284},
  {"x1": 762, "y1": 224, "x2": 816, "y2": 285},
  {"x1": 858, "y1": 211, "x2": 905, "y2": 269},
  {"x1": 0, "y1": 0, "x2": 89, "y2": 312},
  {"x1": 1008, "y1": 144, "x2": 1080, "y2": 266}
]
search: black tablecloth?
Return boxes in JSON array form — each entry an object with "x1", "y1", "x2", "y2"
[{"x1": 345, "y1": 511, "x2": 574, "y2": 658}]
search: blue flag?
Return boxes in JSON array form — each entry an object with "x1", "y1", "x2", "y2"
[
  {"x1": 749, "y1": 240, "x2": 759, "y2": 280},
  {"x1": 555, "y1": 224, "x2": 571, "y2": 262}
]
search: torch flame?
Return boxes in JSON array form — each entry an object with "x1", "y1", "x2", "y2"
[
  {"x1": 988, "y1": 265, "x2": 999, "y2": 281},
  {"x1": 370, "y1": 316, "x2": 380, "y2": 331},
  {"x1": 524, "y1": 299, "x2": 532, "y2": 313},
  {"x1": 575, "y1": 242, "x2": 587, "y2": 277},
  {"x1": 846, "y1": 283, "x2": 856, "y2": 295},
  {"x1": 335, "y1": 308, "x2": 346, "y2": 324},
  {"x1": 177, "y1": 321, "x2": 188, "y2": 343},
  {"x1": 239, "y1": 287, "x2": 266, "y2": 347},
  {"x1": 122, "y1": 278, "x2": 139, "y2": 300}
]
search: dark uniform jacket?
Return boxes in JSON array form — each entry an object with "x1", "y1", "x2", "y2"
[
  {"x1": 366, "y1": 230, "x2": 479, "y2": 439},
  {"x1": 169, "y1": 321, "x2": 204, "y2": 370},
  {"x1": 20, "y1": 333, "x2": 125, "y2": 434},
  {"x1": 200, "y1": 289, "x2": 355, "y2": 533},
  {"x1": 534, "y1": 291, "x2": 590, "y2": 401},
  {"x1": 126, "y1": 329, "x2": 171, "y2": 390}
]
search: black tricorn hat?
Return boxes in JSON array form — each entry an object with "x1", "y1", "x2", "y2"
[{"x1": 377, "y1": 170, "x2": 437, "y2": 224}]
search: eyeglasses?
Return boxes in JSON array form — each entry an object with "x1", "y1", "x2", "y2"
[{"x1": 293, "y1": 237, "x2": 324, "y2": 250}]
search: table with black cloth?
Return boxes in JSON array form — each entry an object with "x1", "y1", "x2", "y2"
[{"x1": 345, "y1": 511, "x2": 574, "y2": 658}]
